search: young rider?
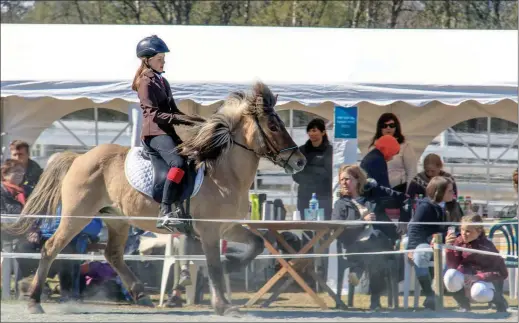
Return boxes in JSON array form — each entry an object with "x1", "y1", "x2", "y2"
[{"x1": 131, "y1": 35, "x2": 204, "y2": 230}]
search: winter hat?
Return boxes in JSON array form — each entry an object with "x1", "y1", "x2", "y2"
[{"x1": 375, "y1": 135, "x2": 400, "y2": 161}]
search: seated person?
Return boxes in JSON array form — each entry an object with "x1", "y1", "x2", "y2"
[
  {"x1": 444, "y1": 214, "x2": 508, "y2": 313},
  {"x1": 407, "y1": 153, "x2": 462, "y2": 222},
  {"x1": 164, "y1": 234, "x2": 198, "y2": 308},
  {"x1": 1, "y1": 159, "x2": 27, "y2": 216},
  {"x1": 332, "y1": 164, "x2": 407, "y2": 311},
  {"x1": 405, "y1": 176, "x2": 454, "y2": 310}
]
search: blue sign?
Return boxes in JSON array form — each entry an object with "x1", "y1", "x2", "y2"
[{"x1": 334, "y1": 106, "x2": 358, "y2": 139}]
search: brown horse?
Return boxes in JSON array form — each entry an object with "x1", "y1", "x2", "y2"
[{"x1": 2, "y1": 82, "x2": 306, "y2": 315}]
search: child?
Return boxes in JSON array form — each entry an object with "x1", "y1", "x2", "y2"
[{"x1": 444, "y1": 214, "x2": 508, "y2": 312}]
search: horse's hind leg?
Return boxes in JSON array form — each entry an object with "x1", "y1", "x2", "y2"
[
  {"x1": 28, "y1": 215, "x2": 91, "y2": 314},
  {"x1": 103, "y1": 220, "x2": 154, "y2": 307}
]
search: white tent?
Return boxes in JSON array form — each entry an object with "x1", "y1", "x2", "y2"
[{"x1": 1, "y1": 24, "x2": 517, "y2": 156}]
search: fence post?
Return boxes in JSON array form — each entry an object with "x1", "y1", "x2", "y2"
[{"x1": 432, "y1": 233, "x2": 444, "y2": 310}]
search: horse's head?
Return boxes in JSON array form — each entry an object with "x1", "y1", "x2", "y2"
[
  {"x1": 178, "y1": 82, "x2": 306, "y2": 174},
  {"x1": 240, "y1": 82, "x2": 306, "y2": 174}
]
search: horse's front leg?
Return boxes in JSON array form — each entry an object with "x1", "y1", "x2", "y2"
[{"x1": 199, "y1": 234, "x2": 236, "y2": 316}]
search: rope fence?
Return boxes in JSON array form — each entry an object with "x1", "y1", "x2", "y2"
[
  {"x1": 1, "y1": 244, "x2": 516, "y2": 262},
  {"x1": 2, "y1": 213, "x2": 517, "y2": 227}
]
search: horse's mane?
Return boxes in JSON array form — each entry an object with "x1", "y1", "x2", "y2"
[{"x1": 178, "y1": 82, "x2": 276, "y2": 173}]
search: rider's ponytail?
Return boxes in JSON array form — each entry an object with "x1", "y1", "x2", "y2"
[{"x1": 131, "y1": 59, "x2": 147, "y2": 92}]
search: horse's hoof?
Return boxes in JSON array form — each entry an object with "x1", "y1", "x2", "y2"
[
  {"x1": 136, "y1": 295, "x2": 155, "y2": 307},
  {"x1": 223, "y1": 306, "x2": 241, "y2": 317},
  {"x1": 27, "y1": 302, "x2": 45, "y2": 314}
]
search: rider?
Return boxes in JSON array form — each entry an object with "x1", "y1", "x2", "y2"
[{"x1": 132, "y1": 35, "x2": 203, "y2": 230}]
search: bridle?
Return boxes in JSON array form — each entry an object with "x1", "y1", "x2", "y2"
[{"x1": 232, "y1": 97, "x2": 299, "y2": 169}]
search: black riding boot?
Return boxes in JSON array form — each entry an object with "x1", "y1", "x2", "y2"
[{"x1": 156, "y1": 178, "x2": 183, "y2": 230}]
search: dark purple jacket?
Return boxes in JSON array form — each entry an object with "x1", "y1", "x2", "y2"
[{"x1": 446, "y1": 233, "x2": 508, "y2": 283}]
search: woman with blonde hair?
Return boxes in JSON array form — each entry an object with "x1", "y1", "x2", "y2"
[{"x1": 332, "y1": 164, "x2": 407, "y2": 310}]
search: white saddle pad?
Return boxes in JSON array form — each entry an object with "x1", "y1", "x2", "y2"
[{"x1": 124, "y1": 147, "x2": 205, "y2": 200}]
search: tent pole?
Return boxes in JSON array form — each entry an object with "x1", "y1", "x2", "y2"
[
  {"x1": 128, "y1": 103, "x2": 142, "y2": 148},
  {"x1": 94, "y1": 107, "x2": 99, "y2": 146},
  {"x1": 486, "y1": 117, "x2": 491, "y2": 204}
]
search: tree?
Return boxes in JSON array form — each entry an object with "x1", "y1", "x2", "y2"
[{"x1": 2, "y1": 0, "x2": 517, "y2": 30}]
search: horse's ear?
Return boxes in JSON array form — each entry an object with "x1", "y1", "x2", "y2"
[{"x1": 252, "y1": 82, "x2": 264, "y2": 97}]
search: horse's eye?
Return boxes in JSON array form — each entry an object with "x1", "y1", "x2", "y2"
[{"x1": 268, "y1": 119, "x2": 280, "y2": 132}]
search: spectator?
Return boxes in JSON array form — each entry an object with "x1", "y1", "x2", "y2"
[
  {"x1": 9, "y1": 140, "x2": 43, "y2": 195},
  {"x1": 292, "y1": 118, "x2": 333, "y2": 219},
  {"x1": 407, "y1": 153, "x2": 462, "y2": 222},
  {"x1": 1, "y1": 159, "x2": 27, "y2": 216},
  {"x1": 332, "y1": 164, "x2": 407, "y2": 310},
  {"x1": 360, "y1": 135, "x2": 400, "y2": 191},
  {"x1": 164, "y1": 234, "x2": 199, "y2": 307},
  {"x1": 369, "y1": 113, "x2": 416, "y2": 193},
  {"x1": 407, "y1": 153, "x2": 458, "y2": 199},
  {"x1": 444, "y1": 214, "x2": 508, "y2": 313},
  {"x1": 291, "y1": 118, "x2": 333, "y2": 282},
  {"x1": 405, "y1": 176, "x2": 455, "y2": 310}
]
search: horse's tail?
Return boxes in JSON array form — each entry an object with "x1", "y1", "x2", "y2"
[{"x1": 1, "y1": 151, "x2": 80, "y2": 236}]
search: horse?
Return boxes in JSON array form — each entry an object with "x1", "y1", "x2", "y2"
[{"x1": 2, "y1": 82, "x2": 306, "y2": 315}]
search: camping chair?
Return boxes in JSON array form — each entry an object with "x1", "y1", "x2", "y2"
[{"x1": 488, "y1": 219, "x2": 518, "y2": 299}]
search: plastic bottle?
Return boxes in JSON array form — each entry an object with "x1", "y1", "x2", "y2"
[{"x1": 309, "y1": 193, "x2": 319, "y2": 221}]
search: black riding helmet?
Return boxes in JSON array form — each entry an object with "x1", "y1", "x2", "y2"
[{"x1": 136, "y1": 35, "x2": 170, "y2": 58}]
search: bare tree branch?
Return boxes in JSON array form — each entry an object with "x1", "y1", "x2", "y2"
[{"x1": 74, "y1": 0, "x2": 85, "y2": 24}]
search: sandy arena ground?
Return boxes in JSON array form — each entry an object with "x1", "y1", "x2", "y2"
[{"x1": 2, "y1": 293, "x2": 517, "y2": 323}]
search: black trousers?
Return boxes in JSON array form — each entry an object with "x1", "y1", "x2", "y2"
[
  {"x1": 343, "y1": 230, "x2": 395, "y2": 298},
  {"x1": 143, "y1": 135, "x2": 186, "y2": 204},
  {"x1": 14, "y1": 240, "x2": 80, "y2": 298},
  {"x1": 143, "y1": 135, "x2": 185, "y2": 169}
]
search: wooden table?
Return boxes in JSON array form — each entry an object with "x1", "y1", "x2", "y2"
[{"x1": 244, "y1": 221, "x2": 345, "y2": 309}]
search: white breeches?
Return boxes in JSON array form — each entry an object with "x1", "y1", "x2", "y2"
[{"x1": 443, "y1": 268, "x2": 495, "y2": 303}]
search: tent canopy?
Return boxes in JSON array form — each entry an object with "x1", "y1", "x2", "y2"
[
  {"x1": 1, "y1": 24, "x2": 517, "y2": 106},
  {"x1": 1, "y1": 24, "x2": 517, "y2": 156}
]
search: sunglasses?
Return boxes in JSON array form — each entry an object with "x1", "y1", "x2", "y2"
[{"x1": 383, "y1": 123, "x2": 396, "y2": 129}]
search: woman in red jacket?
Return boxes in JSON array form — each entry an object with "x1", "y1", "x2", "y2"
[
  {"x1": 444, "y1": 214, "x2": 508, "y2": 312},
  {"x1": 132, "y1": 35, "x2": 204, "y2": 230}
]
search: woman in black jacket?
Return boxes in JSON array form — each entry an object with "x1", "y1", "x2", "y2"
[
  {"x1": 405, "y1": 176, "x2": 455, "y2": 310},
  {"x1": 332, "y1": 164, "x2": 407, "y2": 310},
  {"x1": 292, "y1": 118, "x2": 333, "y2": 219}
]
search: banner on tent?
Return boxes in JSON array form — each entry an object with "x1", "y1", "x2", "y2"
[
  {"x1": 334, "y1": 106, "x2": 358, "y2": 140},
  {"x1": 327, "y1": 106, "x2": 366, "y2": 295}
]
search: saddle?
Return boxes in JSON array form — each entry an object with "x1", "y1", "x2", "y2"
[{"x1": 124, "y1": 146, "x2": 205, "y2": 207}]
